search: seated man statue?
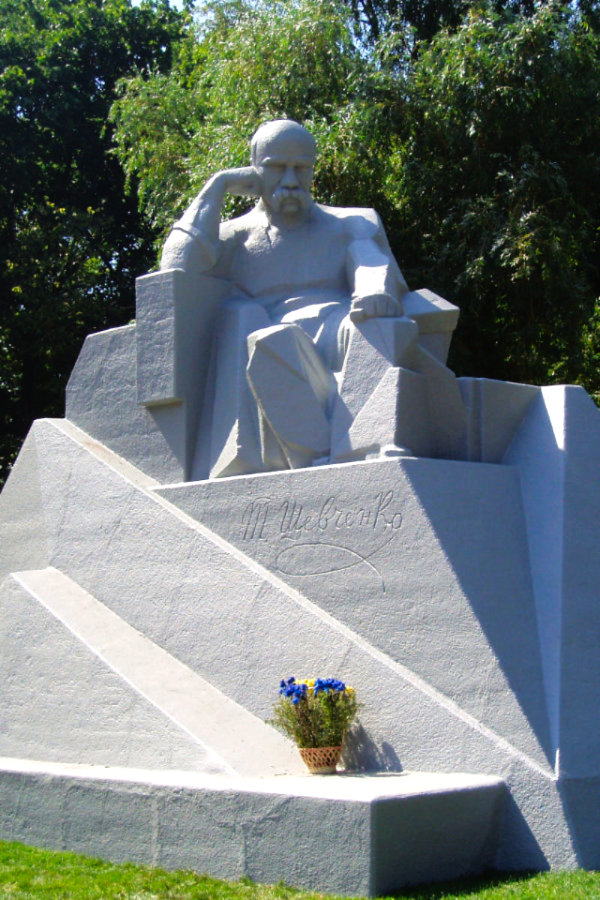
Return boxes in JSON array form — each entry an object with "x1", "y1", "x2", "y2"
[{"x1": 160, "y1": 119, "x2": 460, "y2": 478}]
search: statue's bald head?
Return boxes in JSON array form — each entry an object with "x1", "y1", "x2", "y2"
[{"x1": 250, "y1": 119, "x2": 317, "y2": 167}]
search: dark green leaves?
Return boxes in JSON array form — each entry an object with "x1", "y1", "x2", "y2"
[{"x1": 0, "y1": 0, "x2": 187, "y2": 483}]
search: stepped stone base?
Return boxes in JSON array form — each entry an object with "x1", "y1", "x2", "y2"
[
  {"x1": 2, "y1": 390, "x2": 600, "y2": 883},
  {"x1": 0, "y1": 758, "x2": 505, "y2": 896}
]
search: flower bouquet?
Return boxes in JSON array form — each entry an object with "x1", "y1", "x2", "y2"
[{"x1": 270, "y1": 677, "x2": 359, "y2": 773}]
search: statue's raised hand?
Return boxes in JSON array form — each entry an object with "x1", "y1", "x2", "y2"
[
  {"x1": 349, "y1": 292, "x2": 403, "y2": 323},
  {"x1": 172, "y1": 167, "x2": 264, "y2": 263},
  {"x1": 219, "y1": 167, "x2": 263, "y2": 198}
]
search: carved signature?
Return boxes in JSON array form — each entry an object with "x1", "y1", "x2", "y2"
[{"x1": 240, "y1": 490, "x2": 402, "y2": 592}]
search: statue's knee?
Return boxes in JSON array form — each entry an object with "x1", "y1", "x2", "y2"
[
  {"x1": 247, "y1": 323, "x2": 333, "y2": 410},
  {"x1": 247, "y1": 323, "x2": 327, "y2": 370}
]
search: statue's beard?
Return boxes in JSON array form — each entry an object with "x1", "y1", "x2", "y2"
[{"x1": 270, "y1": 187, "x2": 312, "y2": 214}]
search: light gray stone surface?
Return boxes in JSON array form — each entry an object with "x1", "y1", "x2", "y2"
[
  {"x1": 0, "y1": 572, "x2": 227, "y2": 772},
  {"x1": 66, "y1": 324, "x2": 184, "y2": 483},
  {"x1": 202, "y1": 300, "x2": 270, "y2": 478},
  {"x1": 330, "y1": 316, "x2": 468, "y2": 462},
  {"x1": 460, "y1": 377, "x2": 541, "y2": 463},
  {"x1": 2, "y1": 413, "x2": 599, "y2": 874},
  {"x1": 65, "y1": 311, "x2": 541, "y2": 484},
  {"x1": 157, "y1": 458, "x2": 550, "y2": 771},
  {"x1": 0, "y1": 567, "x2": 302, "y2": 776},
  {"x1": 136, "y1": 269, "x2": 229, "y2": 479},
  {"x1": 504, "y1": 385, "x2": 600, "y2": 778},
  {"x1": 0, "y1": 759, "x2": 504, "y2": 895},
  {"x1": 402, "y1": 288, "x2": 460, "y2": 364}
]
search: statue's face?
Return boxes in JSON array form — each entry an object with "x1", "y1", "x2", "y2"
[{"x1": 255, "y1": 130, "x2": 315, "y2": 218}]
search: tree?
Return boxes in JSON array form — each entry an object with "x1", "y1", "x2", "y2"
[
  {"x1": 391, "y1": 3, "x2": 600, "y2": 394},
  {"x1": 344, "y1": 0, "x2": 600, "y2": 48},
  {"x1": 347, "y1": 0, "x2": 469, "y2": 44},
  {"x1": 0, "y1": 0, "x2": 187, "y2": 483}
]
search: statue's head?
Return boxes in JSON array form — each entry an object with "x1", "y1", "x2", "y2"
[{"x1": 250, "y1": 120, "x2": 316, "y2": 220}]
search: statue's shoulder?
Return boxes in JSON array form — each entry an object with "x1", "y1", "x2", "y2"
[
  {"x1": 316, "y1": 204, "x2": 382, "y2": 238},
  {"x1": 219, "y1": 208, "x2": 255, "y2": 238}
]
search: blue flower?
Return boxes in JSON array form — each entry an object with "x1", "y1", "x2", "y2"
[
  {"x1": 279, "y1": 676, "x2": 297, "y2": 695},
  {"x1": 278, "y1": 675, "x2": 348, "y2": 703},
  {"x1": 313, "y1": 677, "x2": 347, "y2": 697}
]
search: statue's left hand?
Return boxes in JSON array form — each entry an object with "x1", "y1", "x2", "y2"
[{"x1": 349, "y1": 292, "x2": 403, "y2": 322}]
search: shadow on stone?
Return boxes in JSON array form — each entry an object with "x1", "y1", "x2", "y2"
[
  {"x1": 495, "y1": 789, "x2": 549, "y2": 872},
  {"x1": 559, "y1": 776, "x2": 600, "y2": 868},
  {"x1": 343, "y1": 724, "x2": 404, "y2": 772},
  {"x1": 402, "y1": 458, "x2": 554, "y2": 769}
]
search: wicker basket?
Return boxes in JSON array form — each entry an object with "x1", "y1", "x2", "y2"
[{"x1": 299, "y1": 745, "x2": 343, "y2": 774}]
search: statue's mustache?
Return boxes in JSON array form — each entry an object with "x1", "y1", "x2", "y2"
[{"x1": 271, "y1": 187, "x2": 311, "y2": 211}]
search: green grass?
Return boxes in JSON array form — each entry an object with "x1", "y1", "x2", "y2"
[{"x1": 0, "y1": 841, "x2": 599, "y2": 899}]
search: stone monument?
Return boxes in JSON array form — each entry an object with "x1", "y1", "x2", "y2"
[{"x1": 1, "y1": 119, "x2": 600, "y2": 894}]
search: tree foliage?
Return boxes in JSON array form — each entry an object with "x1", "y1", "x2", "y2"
[
  {"x1": 348, "y1": 0, "x2": 470, "y2": 44},
  {"x1": 0, "y1": 0, "x2": 187, "y2": 482},
  {"x1": 345, "y1": 0, "x2": 600, "y2": 46},
  {"x1": 392, "y1": 4, "x2": 600, "y2": 391}
]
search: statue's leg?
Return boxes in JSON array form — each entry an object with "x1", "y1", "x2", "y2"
[
  {"x1": 330, "y1": 313, "x2": 467, "y2": 463},
  {"x1": 278, "y1": 301, "x2": 349, "y2": 371},
  {"x1": 203, "y1": 299, "x2": 271, "y2": 479},
  {"x1": 246, "y1": 324, "x2": 336, "y2": 470}
]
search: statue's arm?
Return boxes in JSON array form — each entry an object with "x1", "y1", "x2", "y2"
[
  {"x1": 345, "y1": 212, "x2": 409, "y2": 322},
  {"x1": 160, "y1": 168, "x2": 261, "y2": 272}
]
